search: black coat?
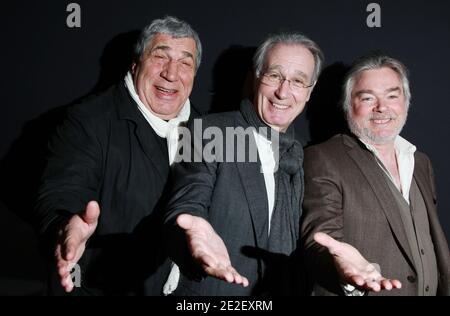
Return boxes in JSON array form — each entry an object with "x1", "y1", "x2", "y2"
[{"x1": 35, "y1": 83, "x2": 197, "y2": 295}]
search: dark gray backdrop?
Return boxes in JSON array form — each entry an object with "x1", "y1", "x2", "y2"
[{"x1": 1, "y1": 0, "x2": 449, "y2": 295}]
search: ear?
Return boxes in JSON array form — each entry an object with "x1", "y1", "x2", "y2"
[{"x1": 131, "y1": 62, "x2": 137, "y2": 75}]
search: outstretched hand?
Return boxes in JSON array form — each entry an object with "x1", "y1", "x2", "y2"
[
  {"x1": 55, "y1": 201, "x2": 100, "y2": 292},
  {"x1": 314, "y1": 232, "x2": 402, "y2": 292},
  {"x1": 176, "y1": 214, "x2": 249, "y2": 287}
]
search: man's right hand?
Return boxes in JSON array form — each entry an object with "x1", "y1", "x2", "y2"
[
  {"x1": 55, "y1": 201, "x2": 100, "y2": 292},
  {"x1": 176, "y1": 214, "x2": 249, "y2": 287}
]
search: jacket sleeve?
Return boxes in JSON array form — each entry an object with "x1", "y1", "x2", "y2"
[
  {"x1": 34, "y1": 106, "x2": 103, "y2": 244},
  {"x1": 301, "y1": 145, "x2": 345, "y2": 295},
  {"x1": 420, "y1": 153, "x2": 450, "y2": 295},
  {"x1": 163, "y1": 118, "x2": 220, "y2": 279}
]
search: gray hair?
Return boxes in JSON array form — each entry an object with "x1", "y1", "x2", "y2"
[
  {"x1": 342, "y1": 54, "x2": 411, "y2": 114},
  {"x1": 134, "y1": 16, "x2": 202, "y2": 72},
  {"x1": 253, "y1": 32, "x2": 324, "y2": 84}
]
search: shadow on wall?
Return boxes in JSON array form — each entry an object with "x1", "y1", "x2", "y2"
[
  {"x1": 208, "y1": 52, "x2": 351, "y2": 147},
  {"x1": 209, "y1": 45, "x2": 256, "y2": 114},
  {"x1": 89, "y1": 31, "x2": 140, "y2": 94},
  {"x1": 0, "y1": 30, "x2": 139, "y2": 296},
  {"x1": 305, "y1": 62, "x2": 350, "y2": 146}
]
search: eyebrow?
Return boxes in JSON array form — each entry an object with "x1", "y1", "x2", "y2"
[
  {"x1": 266, "y1": 65, "x2": 309, "y2": 80},
  {"x1": 386, "y1": 87, "x2": 402, "y2": 94},
  {"x1": 152, "y1": 45, "x2": 194, "y2": 60},
  {"x1": 354, "y1": 87, "x2": 402, "y2": 97}
]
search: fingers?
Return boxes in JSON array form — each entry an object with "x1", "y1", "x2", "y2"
[
  {"x1": 351, "y1": 277, "x2": 402, "y2": 293},
  {"x1": 234, "y1": 271, "x2": 249, "y2": 287},
  {"x1": 378, "y1": 278, "x2": 402, "y2": 290},
  {"x1": 61, "y1": 237, "x2": 78, "y2": 262},
  {"x1": 348, "y1": 275, "x2": 365, "y2": 287},
  {"x1": 364, "y1": 280, "x2": 381, "y2": 292},
  {"x1": 226, "y1": 267, "x2": 249, "y2": 287},
  {"x1": 391, "y1": 279, "x2": 402, "y2": 289},
  {"x1": 347, "y1": 274, "x2": 381, "y2": 292},
  {"x1": 55, "y1": 244, "x2": 75, "y2": 292},
  {"x1": 200, "y1": 252, "x2": 248, "y2": 287},
  {"x1": 176, "y1": 214, "x2": 248, "y2": 287},
  {"x1": 54, "y1": 201, "x2": 100, "y2": 293},
  {"x1": 380, "y1": 279, "x2": 392, "y2": 290},
  {"x1": 60, "y1": 266, "x2": 75, "y2": 293},
  {"x1": 82, "y1": 200, "x2": 100, "y2": 225},
  {"x1": 176, "y1": 213, "x2": 195, "y2": 231},
  {"x1": 314, "y1": 232, "x2": 340, "y2": 255},
  {"x1": 204, "y1": 265, "x2": 249, "y2": 287}
]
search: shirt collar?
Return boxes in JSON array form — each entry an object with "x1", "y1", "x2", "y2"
[
  {"x1": 124, "y1": 71, "x2": 190, "y2": 138},
  {"x1": 359, "y1": 135, "x2": 416, "y2": 157}
]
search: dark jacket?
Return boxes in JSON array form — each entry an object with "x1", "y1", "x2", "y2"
[
  {"x1": 164, "y1": 111, "x2": 304, "y2": 296},
  {"x1": 35, "y1": 83, "x2": 198, "y2": 295}
]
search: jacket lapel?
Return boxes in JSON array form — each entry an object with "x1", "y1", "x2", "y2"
[
  {"x1": 135, "y1": 123, "x2": 169, "y2": 180},
  {"x1": 115, "y1": 84, "x2": 169, "y2": 180},
  {"x1": 412, "y1": 156, "x2": 434, "y2": 220},
  {"x1": 235, "y1": 157, "x2": 269, "y2": 248},
  {"x1": 343, "y1": 135, "x2": 416, "y2": 269}
]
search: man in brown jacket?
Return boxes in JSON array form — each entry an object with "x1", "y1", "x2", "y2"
[{"x1": 301, "y1": 54, "x2": 450, "y2": 296}]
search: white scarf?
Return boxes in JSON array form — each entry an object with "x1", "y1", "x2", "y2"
[
  {"x1": 124, "y1": 71, "x2": 185, "y2": 295},
  {"x1": 124, "y1": 71, "x2": 190, "y2": 164}
]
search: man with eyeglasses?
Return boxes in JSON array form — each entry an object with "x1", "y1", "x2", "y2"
[{"x1": 162, "y1": 31, "x2": 317, "y2": 296}]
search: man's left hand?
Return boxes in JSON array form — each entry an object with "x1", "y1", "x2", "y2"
[{"x1": 314, "y1": 232, "x2": 402, "y2": 292}]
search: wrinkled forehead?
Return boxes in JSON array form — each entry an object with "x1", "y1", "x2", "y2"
[
  {"x1": 353, "y1": 67, "x2": 403, "y2": 91},
  {"x1": 264, "y1": 44, "x2": 315, "y2": 78},
  {"x1": 145, "y1": 34, "x2": 197, "y2": 57}
]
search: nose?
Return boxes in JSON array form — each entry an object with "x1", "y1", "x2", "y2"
[
  {"x1": 374, "y1": 98, "x2": 388, "y2": 112},
  {"x1": 274, "y1": 79, "x2": 290, "y2": 99},
  {"x1": 161, "y1": 60, "x2": 178, "y2": 82}
]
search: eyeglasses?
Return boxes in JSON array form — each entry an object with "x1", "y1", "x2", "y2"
[{"x1": 261, "y1": 72, "x2": 314, "y2": 90}]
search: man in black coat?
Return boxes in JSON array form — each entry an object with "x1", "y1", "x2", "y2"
[{"x1": 34, "y1": 16, "x2": 202, "y2": 295}]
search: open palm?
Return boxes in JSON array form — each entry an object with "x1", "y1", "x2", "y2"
[
  {"x1": 177, "y1": 214, "x2": 249, "y2": 287},
  {"x1": 314, "y1": 232, "x2": 402, "y2": 292}
]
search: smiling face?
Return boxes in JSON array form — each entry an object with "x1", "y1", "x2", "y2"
[
  {"x1": 254, "y1": 44, "x2": 316, "y2": 132},
  {"x1": 348, "y1": 67, "x2": 408, "y2": 145},
  {"x1": 132, "y1": 34, "x2": 197, "y2": 120}
]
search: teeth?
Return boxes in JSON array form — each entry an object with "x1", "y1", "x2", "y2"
[
  {"x1": 272, "y1": 103, "x2": 289, "y2": 110},
  {"x1": 372, "y1": 119, "x2": 390, "y2": 124},
  {"x1": 157, "y1": 87, "x2": 175, "y2": 93}
]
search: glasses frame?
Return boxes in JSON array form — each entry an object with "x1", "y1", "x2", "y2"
[{"x1": 260, "y1": 72, "x2": 314, "y2": 90}]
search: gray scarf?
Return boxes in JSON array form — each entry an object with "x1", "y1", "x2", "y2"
[{"x1": 239, "y1": 99, "x2": 303, "y2": 256}]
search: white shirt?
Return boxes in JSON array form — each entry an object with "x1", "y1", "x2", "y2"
[
  {"x1": 252, "y1": 130, "x2": 276, "y2": 232},
  {"x1": 360, "y1": 136, "x2": 417, "y2": 203}
]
